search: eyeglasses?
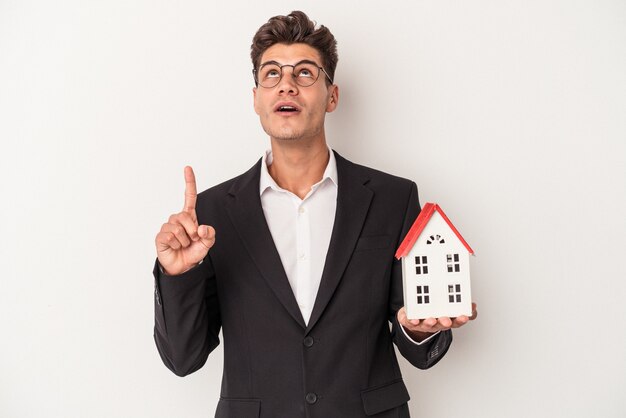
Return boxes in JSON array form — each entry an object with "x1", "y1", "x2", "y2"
[{"x1": 253, "y1": 60, "x2": 333, "y2": 88}]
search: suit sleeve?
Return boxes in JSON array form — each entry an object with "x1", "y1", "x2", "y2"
[
  {"x1": 389, "y1": 181, "x2": 453, "y2": 369},
  {"x1": 153, "y1": 257, "x2": 221, "y2": 376}
]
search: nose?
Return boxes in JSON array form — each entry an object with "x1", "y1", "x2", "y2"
[{"x1": 277, "y1": 65, "x2": 299, "y2": 95}]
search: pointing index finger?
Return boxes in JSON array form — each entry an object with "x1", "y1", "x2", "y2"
[{"x1": 183, "y1": 166, "x2": 198, "y2": 215}]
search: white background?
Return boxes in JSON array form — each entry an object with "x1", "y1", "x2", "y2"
[{"x1": 1, "y1": 1, "x2": 625, "y2": 417}]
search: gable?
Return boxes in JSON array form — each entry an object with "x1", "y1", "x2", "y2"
[{"x1": 395, "y1": 203, "x2": 474, "y2": 259}]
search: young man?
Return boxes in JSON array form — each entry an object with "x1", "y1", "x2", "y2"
[{"x1": 153, "y1": 11, "x2": 476, "y2": 418}]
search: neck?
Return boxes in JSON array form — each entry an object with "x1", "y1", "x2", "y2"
[{"x1": 268, "y1": 136, "x2": 330, "y2": 200}]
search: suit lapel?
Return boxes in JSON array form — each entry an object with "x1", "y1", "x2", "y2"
[
  {"x1": 306, "y1": 152, "x2": 373, "y2": 333},
  {"x1": 226, "y1": 161, "x2": 306, "y2": 329}
]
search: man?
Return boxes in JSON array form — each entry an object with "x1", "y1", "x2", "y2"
[{"x1": 153, "y1": 11, "x2": 476, "y2": 418}]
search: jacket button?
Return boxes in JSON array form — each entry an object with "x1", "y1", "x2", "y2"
[
  {"x1": 303, "y1": 336, "x2": 314, "y2": 347},
  {"x1": 305, "y1": 393, "x2": 317, "y2": 404}
]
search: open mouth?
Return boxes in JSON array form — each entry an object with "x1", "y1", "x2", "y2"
[
  {"x1": 274, "y1": 103, "x2": 301, "y2": 114},
  {"x1": 277, "y1": 106, "x2": 298, "y2": 112}
]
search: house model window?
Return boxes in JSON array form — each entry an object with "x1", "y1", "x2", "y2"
[
  {"x1": 416, "y1": 285, "x2": 430, "y2": 304},
  {"x1": 395, "y1": 203, "x2": 474, "y2": 319},
  {"x1": 447, "y1": 254, "x2": 460, "y2": 272},
  {"x1": 448, "y1": 284, "x2": 462, "y2": 303},
  {"x1": 415, "y1": 256, "x2": 428, "y2": 274},
  {"x1": 426, "y1": 234, "x2": 445, "y2": 244}
]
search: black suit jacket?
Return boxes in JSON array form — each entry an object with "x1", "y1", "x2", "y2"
[{"x1": 154, "y1": 152, "x2": 452, "y2": 418}]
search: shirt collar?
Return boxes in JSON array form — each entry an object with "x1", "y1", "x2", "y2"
[{"x1": 259, "y1": 147, "x2": 338, "y2": 196}]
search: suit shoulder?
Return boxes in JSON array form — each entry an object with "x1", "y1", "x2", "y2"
[
  {"x1": 360, "y1": 163, "x2": 413, "y2": 185},
  {"x1": 340, "y1": 155, "x2": 416, "y2": 192},
  {"x1": 196, "y1": 159, "x2": 260, "y2": 205}
]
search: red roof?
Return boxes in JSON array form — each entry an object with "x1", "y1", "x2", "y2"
[{"x1": 394, "y1": 203, "x2": 474, "y2": 259}]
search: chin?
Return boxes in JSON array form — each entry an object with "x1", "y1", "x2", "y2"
[
  {"x1": 264, "y1": 126, "x2": 305, "y2": 141},
  {"x1": 261, "y1": 120, "x2": 322, "y2": 143},
  {"x1": 274, "y1": 133, "x2": 304, "y2": 141}
]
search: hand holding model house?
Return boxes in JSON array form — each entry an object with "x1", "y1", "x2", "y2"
[
  {"x1": 397, "y1": 303, "x2": 478, "y2": 341},
  {"x1": 155, "y1": 166, "x2": 216, "y2": 276},
  {"x1": 396, "y1": 203, "x2": 478, "y2": 341}
]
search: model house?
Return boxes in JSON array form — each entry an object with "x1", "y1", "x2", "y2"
[{"x1": 395, "y1": 203, "x2": 474, "y2": 319}]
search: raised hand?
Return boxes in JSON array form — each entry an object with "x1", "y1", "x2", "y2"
[{"x1": 155, "y1": 166, "x2": 216, "y2": 275}]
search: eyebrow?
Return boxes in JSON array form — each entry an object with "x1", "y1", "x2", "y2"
[{"x1": 259, "y1": 59, "x2": 321, "y2": 68}]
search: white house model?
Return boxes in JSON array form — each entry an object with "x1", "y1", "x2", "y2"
[{"x1": 395, "y1": 203, "x2": 474, "y2": 320}]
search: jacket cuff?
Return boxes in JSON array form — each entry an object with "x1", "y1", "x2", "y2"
[
  {"x1": 392, "y1": 313, "x2": 453, "y2": 369},
  {"x1": 399, "y1": 325, "x2": 441, "y2": 346},
  {"x1": 153, "y1": 258, "x2": 212, "y2": 308}
]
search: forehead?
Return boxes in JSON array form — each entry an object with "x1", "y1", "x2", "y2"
[{"x1": 260, "y1": 43, "x2": 322, "y2": 66}]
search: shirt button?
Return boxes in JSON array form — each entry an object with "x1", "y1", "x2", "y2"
[
  {"x1": 298, "y1": 207, "x2": 306, "y2": 214},
  {"x1": 299, "y1": 253, "x2": 306, "y2": 260},
  {"x1": 303, "y1": 336, "x2": 314, "y2": 347},
  {"x1": 305, "y1": 393, "x2": 317, "y2": 404}
]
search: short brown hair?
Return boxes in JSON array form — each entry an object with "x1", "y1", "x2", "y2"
[{"x1": 251, "y1": 11, "x2": 338, "y2": 85}]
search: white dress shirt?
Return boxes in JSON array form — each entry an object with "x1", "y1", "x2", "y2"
[
  {"x1": 259, "y1": 148, "x2": 437, "y2": 344},
  {"x1": 260, "y1": 148, "x2": 337, "y2": 325}
]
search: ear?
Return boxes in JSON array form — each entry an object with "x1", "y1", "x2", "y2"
[
  {"x1": 326, "y1": 84, "x2": 339, "y2": 113},
  {"x1": 253, "y1": 87, "x2": 260, "y2": 115}
]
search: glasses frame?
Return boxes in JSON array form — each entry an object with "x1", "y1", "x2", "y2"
[{"x1": 253, "y1": 60, "x2": 334, "y2": 88}]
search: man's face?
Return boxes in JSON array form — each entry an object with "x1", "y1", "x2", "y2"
[{"x1": 253, "y1": 43, "x2": 338, "y2": 143}]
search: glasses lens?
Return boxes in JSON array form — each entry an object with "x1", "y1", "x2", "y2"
[
  {"x1": 258, "y1": 64, "x2": 282, "y2": 88},
  {"x1": 293, "y1": 63, "x2": 320, "y2": 87}
]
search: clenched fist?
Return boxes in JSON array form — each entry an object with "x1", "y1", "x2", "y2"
[{"x1": 155, "y1": 166, "x2": 216, "y2": 275}]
